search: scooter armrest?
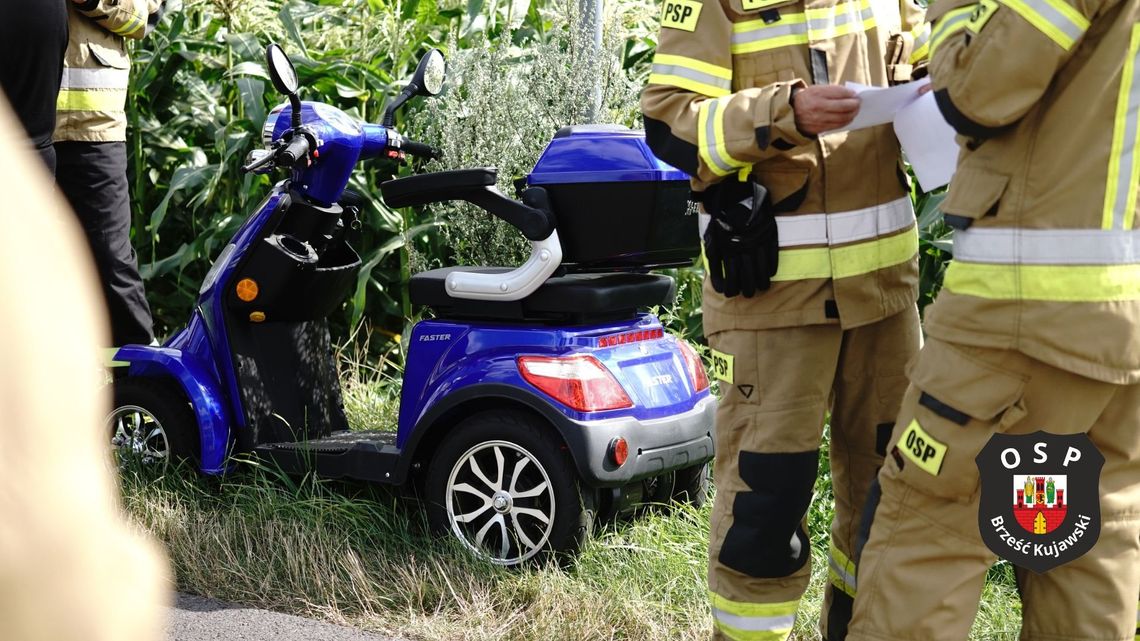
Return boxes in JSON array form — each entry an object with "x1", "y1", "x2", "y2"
[
  {"x1": 381, "y1": 169, "x2": 556, "y2": 242},
  {"x1": 380, "y1": 168, "x2": 496, "y2": 205}
]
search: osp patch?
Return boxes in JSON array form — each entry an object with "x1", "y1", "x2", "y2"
[{"x1": 976, "y1": 431, "x2": 1103, "y2": 573}]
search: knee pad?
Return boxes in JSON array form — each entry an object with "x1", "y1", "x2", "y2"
[{"x1": 719, "y1": 450, "x2": 818, "y2": 578}]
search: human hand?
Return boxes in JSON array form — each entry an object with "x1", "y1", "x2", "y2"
[{"x1": 792, "y1": 85, "x2": 860, "y2": 135}]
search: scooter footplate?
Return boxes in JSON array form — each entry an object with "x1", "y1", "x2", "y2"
[
  {"x1": 266, "y1": 430, "x2": 397, "y2": 453},
  {"x1": 255, "y1": 430, "x2": 401, "y2": 484}
]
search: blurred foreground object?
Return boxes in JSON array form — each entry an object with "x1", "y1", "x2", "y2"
[{"x1": 0, "y1": 94, "x2": 170, "y2": 641}]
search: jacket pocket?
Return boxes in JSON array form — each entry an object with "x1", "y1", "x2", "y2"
[
  {"x1": 940, "y1": 166, "x2": 1008, "y2": 228},
  {"x1": 754, "y1": 165, "x2": 810, "y2": 210},
  {"x1": 86, "y1": 40, "x2": 130, "y2": 70},
  {"x1": 885, "y1": 340, "x2": 1028, "y2": 501}
]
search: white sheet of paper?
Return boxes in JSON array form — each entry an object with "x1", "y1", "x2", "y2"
[
  {"x1": 827, "y1": 78, "x2": 931, "y2": 133},
  {"x1": 893, "y1": 91, "x2": 960, "y2": 191}
]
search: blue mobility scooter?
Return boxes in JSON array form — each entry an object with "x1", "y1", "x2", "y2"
[{"x1": 107, "y1": 45, "x2": 715, "y2": 565}]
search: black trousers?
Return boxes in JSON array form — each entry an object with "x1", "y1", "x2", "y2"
[
  {"x1": 0, "y1": 0, "x2": 67, "y2": 173},
  {"x1": 55, "y1": 141, "x2": 154, "y2": 346}
]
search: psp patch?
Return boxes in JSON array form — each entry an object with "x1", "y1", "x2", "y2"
[
  {"x1": 661, "y1": 0, "x2": 702, "y2": 31},
  {"x1": 976, "y1": 431, "x2": 1103, "y2": 574}
]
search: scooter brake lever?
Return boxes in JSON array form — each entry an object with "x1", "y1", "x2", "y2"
[{"x1": 242, "y1": 148, "x2": 276, "y2": 174}]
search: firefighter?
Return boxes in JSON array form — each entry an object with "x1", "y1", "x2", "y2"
[
  {"x1": 640, "y1": 0, "x2": 928, "y2": 638},
  {"x1": 0, "y1": 92, "x2": 169, "y2": 641},
  {"x1": 847, "y1": 0, "x2": 1140, "y2": 638},
  {"x1": 55, "y1": 0, "x2": 164, "y2": 348}
]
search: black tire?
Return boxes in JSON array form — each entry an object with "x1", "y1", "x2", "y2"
[
  {"x1": 108, "y1": 378, "x2": 200, "y2": 469},
  {"x1": 425, "y1": 410, "x2": 594, "y2": 566},
  {"x1": 671, "y1": 463, "x2": 710, "y2": 509}
]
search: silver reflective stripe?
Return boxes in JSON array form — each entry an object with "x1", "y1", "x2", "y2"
[
  {"x1": 60, "y1": 67, "x2": 130, "y2": 90},
  {"x1": 703, "y1": 99, "x2": 738, "y2": 174},
  {"x1": 1003, "y1": 0, "x2": 1087, "y2": 46},
  {"x1": 934, "y1": 7, "x2": 971, "y2": 53},
  {"x1": 808, "y1": 1, "x2": 874, "y2": 35},
  {"x1": 776, "y1": 196, "x2": 915, "y2": 247},
  {"x1": 732, "y1": 20, "x2": 808, "y2": 48},
  {"x1": 712, "y1": 608, "x2": 797, "y2": 633},
  {"x1": 914, "y1": 22, "x2": 931, "y2": 49},
  {"x1": 828, "y1": 555, "x2": 857, "y2": 591},
  {"x1": 1106, "y1": 26, "x2": 1140, "y2": 230},
  {"x1": 650, "y1": 63, "x2": 732, "y2": 93},
  {"x1": 952, "y1": 228, "x2": 1140, "y2": 265}
]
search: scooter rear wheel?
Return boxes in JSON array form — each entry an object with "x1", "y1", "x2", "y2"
[
  {"x1": 426, "y1": 411, "x2": 593, "y2": 566},
  {"x1": 107, "y1": 378, "x2": 199, "y2": 470}
]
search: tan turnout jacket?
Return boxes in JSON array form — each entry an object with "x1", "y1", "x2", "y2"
[
  {"x1": 925, "y1": 0, "x2": 1140, "y2": 384},
  {"x1": 56, "y1": 0, "x2": 162, "y2": 143},
  {"x1": 641, "y1": 0, "x2": 927, "y2": 333}
]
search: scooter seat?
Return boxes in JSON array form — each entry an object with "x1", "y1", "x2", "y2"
[{"x1": 410, "y1": 267, "x2": 676, "y2": 322}]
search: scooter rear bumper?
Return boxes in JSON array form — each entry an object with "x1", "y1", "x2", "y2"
[{"x1": 562, "y1": 394, "x2": 716, "y2": 487}]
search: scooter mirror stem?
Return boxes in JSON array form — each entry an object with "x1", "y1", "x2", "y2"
[
  {"x1": 381, "y1": 86, "x2": 416, "y2": 128},
  {"x1": 289, "y1": 93, "x2": 303, "y2": 129}
]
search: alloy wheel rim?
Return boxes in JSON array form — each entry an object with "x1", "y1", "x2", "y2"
[
  {"x1": 445, "y1": 440, "x2": 556, "y2": 565},
  {"x1": 108, "y1": 405, "x2": 170, "y2": 467}
]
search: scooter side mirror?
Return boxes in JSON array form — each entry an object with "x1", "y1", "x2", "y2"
[
  {"x1": 266, "y1": 43, "x2": 300, "y2": 96},
  {"x1": 266, "y1": 43, "x2": 303, "y2": 129},
  {"x1": 413, "y1": 49, "x2": 446, "y2": 97},
  {"x1": 382, "y1": 49, "x2": 447, "y2": 127}
]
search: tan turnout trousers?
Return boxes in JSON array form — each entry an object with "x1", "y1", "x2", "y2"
[
  {"x1": 708, "y1": 305, "x2": 920, "y2": 640},
  {"x1": 848, "y1": 338, "x2": 1140, "y2": 641}
]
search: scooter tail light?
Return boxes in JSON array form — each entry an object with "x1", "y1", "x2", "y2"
[
  {"x1": 517, "y1": 355, "x2": 634, "y2": 412},
  {"x1": 597, "y1": 327, "x2": 664, "y2": 348},
  {"x1": 678, "y1": 340, "x2": 711, "y2": 393}
]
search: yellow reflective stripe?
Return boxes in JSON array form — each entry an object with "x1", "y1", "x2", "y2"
[
  {"x1": 653, "y1": 54, "x2": 732, "y2": 81},
  {"x1": 805, "y1": 0, "x2": 876, "y2": 40},
  {"x1": 56, "y1": 88, "x2": 127, "y2": 113},
  {"x1": 828, "y1": 541, "x2": 857, "y2": 597},
  {"x1": 731, "y1": 0, "x2": 876, "y2": 54},
  {"x1": 103, "y1": 347, "x2": 130, "y2": 368},
  {"x1": 1103, "y1": 24, "x2": 1140, "y2": 231},
  {"x1": 710, "y1": 592, "x2": 800, "y2": 618},
  {"x1": 773, "y1": 227, "x2": 918, "y2": 281},
  {"x1": 648, "y1": 73, "x2": 732, "y2": 97},
  {"x1": 710, "y1": 591, "x2": 797, "y2": 641},
  {"x1": 698, "y1": 99, "x2": 749, "y2": 177},
  {"x1": 997, "y1": 0, "x2": 1088, "y2": 50},
  {"x1": 832, "y1": 227, "x2": 918, "y2": 278},
  {"x1": 732, "y1": 14, "x2": 809, "y2": 54},
  {"x1": 649, "y1": 54, "x2": 733, "y2": 97},
  {"x1": 929, "y1": 7, "x2": 973, "y2": 57},
  {"x1": 910, "y1": 22, "x2": 932, "y2": 63},
  {"x1": 109, "y1": 12, "x2": 145, "y2": 36},
  {"x1": 944, "y1": 262, "x2": 1140, "y2": 302}
]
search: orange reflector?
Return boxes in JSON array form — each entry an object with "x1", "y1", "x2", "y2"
[
  {"x1": 236, "y1": 278, "x2": 259, "y2": 302},
  {"x1": 610, "y1": 437, "x2": 629, "y2": 467},
  {"x1": 249, "y1": 311, "x2": 266, "y2": 323}
]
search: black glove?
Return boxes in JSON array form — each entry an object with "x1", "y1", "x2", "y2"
[{"x1": 702, "y1": 180, "x2": 779, "y2": 298}]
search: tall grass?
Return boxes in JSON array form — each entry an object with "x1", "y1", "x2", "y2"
[{"x1": 123, "y1": 376, "x2": 1021, "y2": 641}]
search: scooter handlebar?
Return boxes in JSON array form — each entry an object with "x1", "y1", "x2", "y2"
[
  {"x1": 277, "y1": 135, "x2": 311, "y2": 168},
  {"x1": 398, "y1": 137, "x2": 441, "y2": 161}
]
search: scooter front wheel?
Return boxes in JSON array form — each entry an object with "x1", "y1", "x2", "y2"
[
  {"x1": 425, "y1": 411, "x2": 593, "y2": 566},
  {"x1": 107, "y1": 378, "x2": 199, "y2": 470}
]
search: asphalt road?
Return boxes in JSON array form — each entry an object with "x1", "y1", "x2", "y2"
[{"x1": 168, "y1": 593, "x2": 405, "y2": 641}]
